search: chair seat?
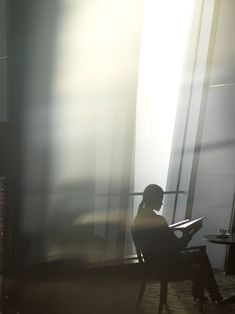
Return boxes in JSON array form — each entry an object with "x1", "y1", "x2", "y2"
[{"x1": 147, "y1": 263, "x2": 201, "y2": 278}]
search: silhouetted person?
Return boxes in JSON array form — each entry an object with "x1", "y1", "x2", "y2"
[{"x1": 133, "y1": 184, "x2": 223, "y2": 303}]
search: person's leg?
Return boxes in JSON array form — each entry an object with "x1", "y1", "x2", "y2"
[
  {"x1": 199, "y1": 251, "x2": 222, "y2": 302},
  {"x1": 172, "y1": 251, "x2": 205, "y2": 300},
  {"x1": 177, "y1": 250, "x2": 222, "y2": 303}
]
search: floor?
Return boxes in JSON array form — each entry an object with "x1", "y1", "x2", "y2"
[{"x1": 5, "y1": 271, "x2": 235, "y2": 314}]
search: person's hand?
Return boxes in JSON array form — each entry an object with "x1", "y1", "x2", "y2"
[
  {"x1": 190, "y1": 221, "x2": 202, "y2": 236},
  {"x1": 182, "y1": 230, "x2": 192, "y2": 243},
  {"x1": 185, "y1": 221, "x2": 203, "y2": 237}
]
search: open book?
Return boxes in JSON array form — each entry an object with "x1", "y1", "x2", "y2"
[{"x1": 169, "y1": 216, "x2": 205, "y2": 231}]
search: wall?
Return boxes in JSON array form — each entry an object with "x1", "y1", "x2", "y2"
[
  {"x1": 164, "y1": 0, "x2": 215, "y2": 224},
  {"x1": 0, "y1": 0, "x2": 10, "y2": 172},
  {"x1": 191, "y1": 0, "x2": 235, "y2": 270}
]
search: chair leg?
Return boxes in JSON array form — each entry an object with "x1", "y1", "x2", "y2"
[
  {"x1": 159, "y1": 279, "x2": 168, "y2": 314},
  {"x1": 198, "y1": 268, "x2": 204, "y2": 313},
  {"x1": 198, "y1": 289, "x2": 204, "y2": 313},
  {"x1": 136, "y1": 279, "x2": 146, "y2": 308}
]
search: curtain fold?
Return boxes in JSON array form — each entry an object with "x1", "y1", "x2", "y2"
[{"x1": 17, "y1": 0, "x2": 143, "y2": 264}]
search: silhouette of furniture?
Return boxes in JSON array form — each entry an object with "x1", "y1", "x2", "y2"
[
  {"x1": 0, "y1": 177, "x2": 26, "y2": 314},
  {"x1": 131, "y1": 226, "x2": 205, "y2": 313},
  {"x1": 0, "y1": 177, "x2": 11, "y2": 314}
]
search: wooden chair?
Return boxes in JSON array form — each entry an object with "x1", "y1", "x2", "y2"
[{"x1": 131, "y1": 226, "x2": 205, "y2": 313}]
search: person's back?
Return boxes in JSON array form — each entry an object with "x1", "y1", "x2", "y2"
[{"x1": 134, "y1": 209, "x2": 183, "y2": 263}]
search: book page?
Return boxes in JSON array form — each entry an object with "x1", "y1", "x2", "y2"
[
  {"x1": 174, "y1": 216, "x2": 205, "y2": 230},
  {"x1": 169, "y1": 219, "x2": 190, "y2": 228}
]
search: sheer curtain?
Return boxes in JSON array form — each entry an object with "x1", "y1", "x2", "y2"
[{"x1": 18, "y1": 0, "x2": 143, "y2": 263}]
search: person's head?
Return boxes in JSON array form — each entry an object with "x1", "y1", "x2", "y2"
[{"x1": 142, "y1": 184, "x2": 164, "y2": 210}]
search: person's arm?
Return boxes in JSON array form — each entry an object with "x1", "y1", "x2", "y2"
[
  {"x1": 180, "y1": 220, "x2": 203, "y2": 246},
  {"x1": 157, "y1": 216, "x2": 188, "y2": 250},
  {"x1": 160, "y1": 216, "x2": 202, "y2": 249},
  {"x1": 179, "y1": 231, "x2": 192, "y2": 247}
]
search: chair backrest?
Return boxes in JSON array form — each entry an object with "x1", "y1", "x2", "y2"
[
  {"x1": 131, "y1": 224, "x2": 146, "y2": 265},
  {"x1": 131, "y1": 222, "x2": 172, "y2": 268}
]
